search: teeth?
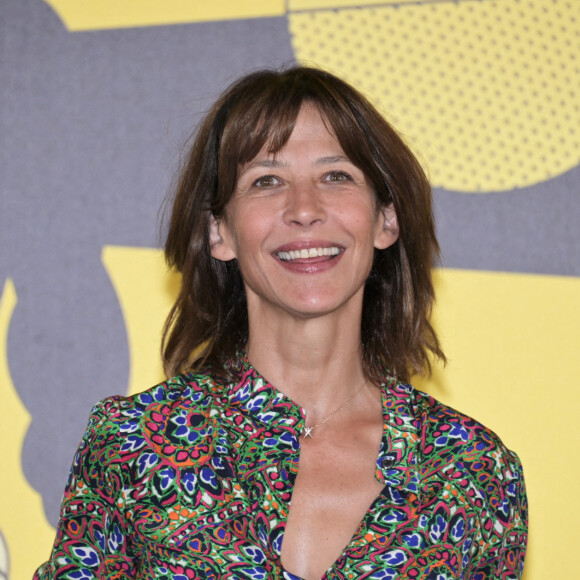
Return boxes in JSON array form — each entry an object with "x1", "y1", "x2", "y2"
[{"x1": 277, "y1": 247, "x2": 341, "y2": 261}]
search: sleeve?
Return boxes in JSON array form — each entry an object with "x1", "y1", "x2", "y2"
[
  {"x1": 470, "y1": 449, "x2": 529, "y2": 579},
  {"x1": 34, "y1": 398, "x2": 138, "y2": 579}
]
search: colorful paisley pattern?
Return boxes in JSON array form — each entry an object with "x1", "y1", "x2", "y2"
[{"x1": 35, "y1": 359, "x2": 527, "y2": 578}]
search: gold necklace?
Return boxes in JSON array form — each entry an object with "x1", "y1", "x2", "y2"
[{"x1": 301, "y1": 380, "x2": 367, "y2": 438}]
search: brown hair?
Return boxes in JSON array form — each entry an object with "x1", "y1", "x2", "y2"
[{"x1": 162, "y1": 66, "x2": 444, "y2": 383}]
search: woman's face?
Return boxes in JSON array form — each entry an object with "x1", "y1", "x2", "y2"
[{"x1": 210, "y1": 103, "x2": 399, "y2": 321}]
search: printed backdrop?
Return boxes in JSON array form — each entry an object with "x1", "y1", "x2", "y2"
[{"x1": 1, "y1": 0, "x2": 579, "y2": 578}]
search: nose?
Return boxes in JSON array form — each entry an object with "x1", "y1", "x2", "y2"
[{"x1": 282, "y1": 183, "x2": 327, "y2": 227}]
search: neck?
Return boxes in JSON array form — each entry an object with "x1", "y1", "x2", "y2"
[{"x1": 245, "y1": 305, "x2": 368, "y2": 420}]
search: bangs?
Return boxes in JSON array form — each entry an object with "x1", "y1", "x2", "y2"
[{"x1": 220, "y1": 89, "x2": 305, "y2": 170}]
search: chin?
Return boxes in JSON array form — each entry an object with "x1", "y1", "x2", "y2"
[{"x1": 285, "y1": 296, "x2": 357, "y2": 319}]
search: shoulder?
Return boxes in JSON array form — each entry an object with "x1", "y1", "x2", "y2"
[
  {"x1": 411, "y1": 386, "x2": 523, "y2": 477},
  {"x1": 77, "y1": 371, "x2": 227, "y2": 466},
  {"x1": 89, "y1": 371, "x2": 223, "y2": 424},
  {"x1": 409, "y1": 386, "x2": 527, "y2": 535}
]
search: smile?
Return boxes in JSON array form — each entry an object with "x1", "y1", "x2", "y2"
[{"x1": 276, "y1": 247, "x2": 342, "y2": 261}]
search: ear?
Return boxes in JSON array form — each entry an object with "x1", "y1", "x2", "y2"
[
  {"x1": 209, "y1": 214, "x2": 237, "y2": 261},
  {"x1": 374, "y1": 203, "x2": 399, "y2": 250}
]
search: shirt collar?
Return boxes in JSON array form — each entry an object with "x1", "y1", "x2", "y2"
[
  {"x1": 376, "y1": 380, "x2": 421, "y2": 494},
  {"x1": 224, "y1": 355, "x2": 421, "y2": 492},
  {"x1": 225, "y1": 355, "x2": 306, "y2": 432}
]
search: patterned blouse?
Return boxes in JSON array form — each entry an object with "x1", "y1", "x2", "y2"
[{"x1": 35, "y1": 359, "x2": 527, "y2": 579}]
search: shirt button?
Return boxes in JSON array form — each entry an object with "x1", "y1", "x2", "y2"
[{"x1": 380, "y1": 457, "x2": 396, "y2": 469}]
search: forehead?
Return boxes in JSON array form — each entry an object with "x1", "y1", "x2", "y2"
[
  {"x1": 283, "y1": 103, "x2": 337, "y2": 142},
  {"x1": 243, "y1": 103, "x2": 344, "y2": 164}
]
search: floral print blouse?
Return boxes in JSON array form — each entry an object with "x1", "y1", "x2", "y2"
[{"x1": 35, "y1": 359, "x2": 527, "y2": 579}]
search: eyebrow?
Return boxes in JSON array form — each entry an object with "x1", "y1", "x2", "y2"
[
  {"x1": 314, "y1": 155, "x2": 351, "y2": 165},
  {"x1": 241, "y1": 155, "x2": 352, "y2": 173},
  {"x1": 242, "y1": 159, "x2": 284, "y2": 171}
]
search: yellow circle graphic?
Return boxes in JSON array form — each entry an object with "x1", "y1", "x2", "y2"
[{"x1": 289, "y1": 0, "x2": 580, "y2": 192}]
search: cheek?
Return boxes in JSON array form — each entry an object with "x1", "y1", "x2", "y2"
[
  {"x1": 227, "y1": 207, "x2": 273, "y2": 259},
  {"x1": 344, "y1": 202, "x2": 382, "y2": 237}
]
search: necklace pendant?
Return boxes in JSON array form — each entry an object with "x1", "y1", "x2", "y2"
[{"x1": 302, "y1": 426, "x2": 314, "y2": 438}]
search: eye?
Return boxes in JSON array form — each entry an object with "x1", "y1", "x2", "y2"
[
  {"x1": 323, "y1": 171, "x2": 353, "y2": 183},
  {"x1": 253, "y1": 175, "x2": 281, "y2": 188}
]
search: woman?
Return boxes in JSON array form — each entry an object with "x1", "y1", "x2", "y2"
[{"x1": 35, "y1": 66, "x2": 527, "y2": 579}]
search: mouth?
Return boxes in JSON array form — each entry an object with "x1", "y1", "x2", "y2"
[{"x1": 275, "y1": 246, "x2": 342, "y2": 262}]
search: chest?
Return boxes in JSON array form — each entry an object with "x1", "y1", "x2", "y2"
[{"x1": 279, "y1": 430, "x2": 386, "y2": 579}]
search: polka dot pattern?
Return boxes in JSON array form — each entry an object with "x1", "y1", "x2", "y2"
[{"x1": 289, "y1": 0, "x2": 580, "y2": 192}]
